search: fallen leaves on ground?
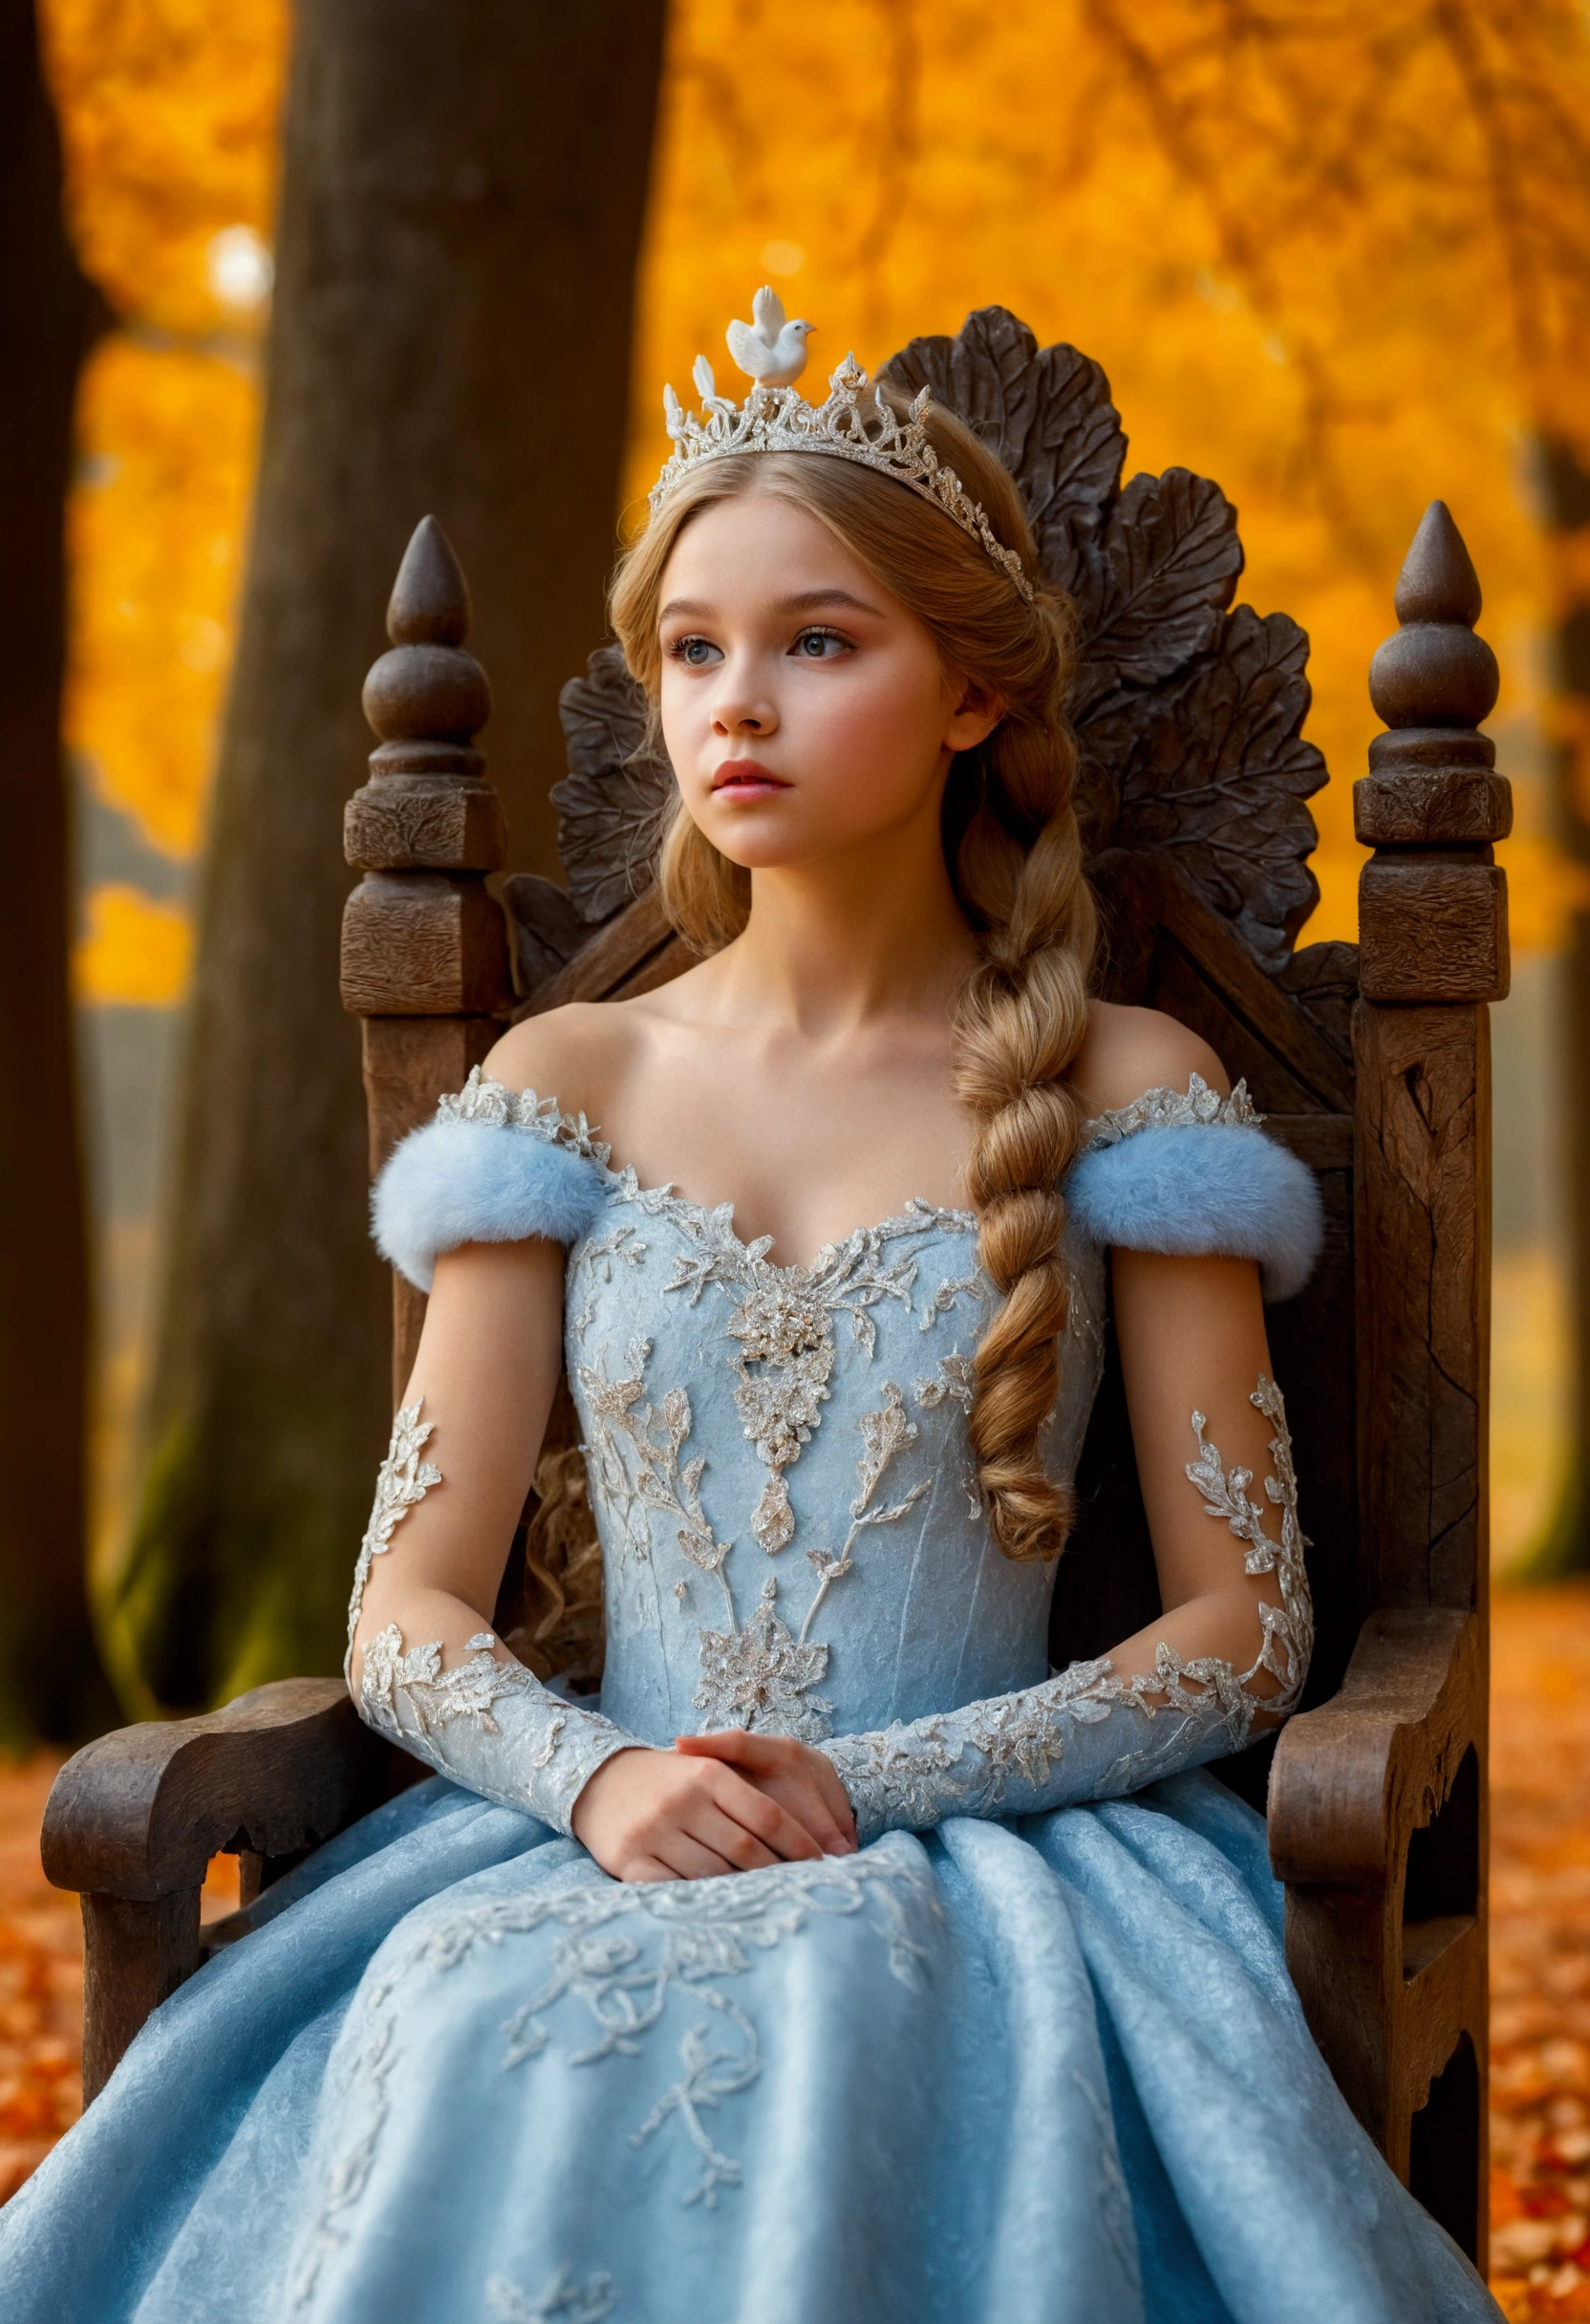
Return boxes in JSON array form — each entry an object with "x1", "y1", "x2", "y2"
[
  {"x1": 0, "y1": 1757, "x2": 78, "y2": 2206},
  {"x1": 1490, "y1": 1582, "x2": 1590, "y2": 2319}
]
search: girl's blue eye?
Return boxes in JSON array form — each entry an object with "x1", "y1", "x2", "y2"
[
  {"x1": 671, "y1": 635, "x2": 721, "y2": 667},
  {"x1": 793, "y1": 629, "x2": 847, "y2": 658}
]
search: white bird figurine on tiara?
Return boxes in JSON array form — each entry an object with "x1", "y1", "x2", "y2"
[{"x1": 726, "y1": 285, "x2": 815, "y2": 387}]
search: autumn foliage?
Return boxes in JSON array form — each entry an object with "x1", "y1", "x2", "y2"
[{"x1": 40, "y1": 0, "x2": 1590, "y2": 980}]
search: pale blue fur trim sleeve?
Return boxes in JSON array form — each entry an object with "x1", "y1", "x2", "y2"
[
  {"x1": 372, "y1": 1116, "x2": 606, "y2": 1293},
  {"x1": 1065, "y1": 1120, "x2": 1323, "y2": 1302}
]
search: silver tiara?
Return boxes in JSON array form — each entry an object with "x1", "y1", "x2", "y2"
[{"x1": 650, "y1": 289, "x2": 1036, "y2": 604}]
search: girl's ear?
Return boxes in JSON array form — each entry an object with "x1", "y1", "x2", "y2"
[{"x1": 944, "y1": 680, "x2": 1005, "y2": 754}]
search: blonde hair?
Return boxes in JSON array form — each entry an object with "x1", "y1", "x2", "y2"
[{"x1": 610, "y1": 402, "x2": 1098, "y2": 1562}]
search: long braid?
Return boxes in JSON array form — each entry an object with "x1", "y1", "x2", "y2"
[{"x1": 953, "y1": 749, "x2": 1096, "y2": 1560}]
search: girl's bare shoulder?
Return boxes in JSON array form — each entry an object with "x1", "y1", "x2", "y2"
[
  {"x1": 1067, "y1": 1000, "x2": 1229, "y2": 1120},
  {"x1": 483, "y1": 1001, "x2": 644, "y2": 1125}
]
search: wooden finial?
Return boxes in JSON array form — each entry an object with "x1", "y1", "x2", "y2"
[
  {"x1": 360, "y1": 517, "x2": 494, "y2": 774},
  {"x1": 1392, "y1": 500, "x2": 1483, "y2": 631},
  {"x1": 1367, "y1": 503, "x2": 1499, "y2": 738},
  {"x1": 1355, "y1": 502, "x2": 1510, "y2": 1004},
  {"x1": 385, "y1": 513, "x2": 472, "y2": 647},
  {"x1": 342, "y1": 516, "x2": 510, "y2": 1015},
  {"x1": 341, "y1": 519, "x2": 515, "y2": 1400}
]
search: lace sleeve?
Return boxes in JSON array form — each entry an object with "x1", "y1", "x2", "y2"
[
  {"x1": 347, "y1": 1402, "x2": 637, "y2": 1836},
  {"x1": 818, "y1": 1376, "x2": 1312, "y2": 1843}
]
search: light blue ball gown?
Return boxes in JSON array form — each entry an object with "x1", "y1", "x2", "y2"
[{"x1": 0, "y1": 1075, "x2": 1500, "y2": 2324}]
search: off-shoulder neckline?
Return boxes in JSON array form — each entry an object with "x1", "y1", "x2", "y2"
[{"x1": 434, "y1": 1067, "x2": 1263, "y2": 1280}]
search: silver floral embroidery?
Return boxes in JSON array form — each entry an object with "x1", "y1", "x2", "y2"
[
  {"x1": 727, "y1": 1280, "x2": 837, "y2": 1466},
  {"x1": 695, "y1": 1576, "x2": 833, "y2": 1736},
  {"x1": 690, "y1": 1383, "x2": 929, "y2": 1734},
  {"x1": 821, "y1": 1376, "x2": 1313, "y2": 1837},
  {"x1": 485, "y1": 2269, "x2": 616, "y2": 2323},
  {"x1": 295, "y1": 1847, "x2": 936, "y2": 2270},
  {"x1": 441, "y1": 1067, "x2": 611, "y2": 1162},
  {"x1": 570, "y1": 1221, "x2": 647, "y2": 1338},
  {"x1": 913, "y1": 1353, "x2": 975, "y2": 1413},
  {"x1": 751, "y1": 1472, "x2": 795, "y2": 1556},
  {"x1": 918, "y1": 1273, "x2": 979, "y2": 1331},
  {"x1": 1083, "y1": 1071, "x2": 1262, "y2": 1150},
  {"x1": 1184, "y1": 1372, "x2": 1313, "y2": 1717},
  {"x1": 360, "y1": 1625, "x2": 548, "y2": 1743},
  {"x1": 352, "y1": 1614, "x2": 631, "y2": 1860},
  {"x1": 288, "y1": 2000, "x2": 399, "y2": 2304},
  {"x1": 345, "y1": 1400, "x2": 441, "y2": 1673},
  {"x1": 577, "y1": 1339, "x2": 724, "y2": 1581}
]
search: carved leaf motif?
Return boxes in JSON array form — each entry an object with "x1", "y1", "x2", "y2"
[
  {"x1": 1278, "y1": 940, "x2": 1359, "y2": 1065},
  {"x1": 877, "y1": 306, "x2": 1126, "y2": 580},
  {"x1": 550, "y1": 642, "x2": 674, "y2": 923},
  {"x1": 1081, "y1": 608, "x2": 1325, "y2": 968},
  {"x1": 501, "y1": 872, "x2": 588, "y2": 989},
  {"x1": 1067, "y1": 469, "x2": 1244, "y2": 721}
]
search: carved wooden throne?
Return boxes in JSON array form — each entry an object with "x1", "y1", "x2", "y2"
[{"x1": 41, "y1": 312, "x2": 1506, "y2": 2270}]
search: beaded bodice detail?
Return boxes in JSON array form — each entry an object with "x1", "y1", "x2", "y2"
[{"x1": 439, "y1": 1076, "x2": 1112, "y2": 1747}]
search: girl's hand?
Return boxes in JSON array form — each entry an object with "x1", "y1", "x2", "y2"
[
  {"x1": 675, "y1": 1729, "x2": 858, "y2": 1859},
  {"x1": 570, "y1": 1745, "x2": 842, "y2": 1883}
]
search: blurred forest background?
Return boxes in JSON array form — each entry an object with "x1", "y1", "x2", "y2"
[{"x1": 12, "y1": 0, "x2": 1590, "y2": 1727}]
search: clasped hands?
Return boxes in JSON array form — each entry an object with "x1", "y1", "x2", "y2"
[{"x1": 571, "y1": 1729, "x2": 859, "y2": 1883}]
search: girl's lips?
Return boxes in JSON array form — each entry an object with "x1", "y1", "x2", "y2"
[{"x1": 712, "y1": 758, "x2": 790, "y2": 793}]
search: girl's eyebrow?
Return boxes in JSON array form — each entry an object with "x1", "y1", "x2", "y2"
[{"x1": 659, "y1": 588, "x2": 884, "y2": 622}]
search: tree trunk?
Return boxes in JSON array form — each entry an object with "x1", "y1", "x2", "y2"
[
  {"x1": 1535, "y1": 435, "x2": 1590, "y2": 1574},
  {"x1": 115, "y1": 0, "x2": 667, "y2": 1710},
  {"x1": 0, "y1": 0, "x2": 118, "y2": 1744}
]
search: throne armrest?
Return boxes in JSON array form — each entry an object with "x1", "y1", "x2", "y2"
[
  {"x1": 1268, "y1": 1604, "x2": 1479, "y2": 1889},
  {"x1": 1266, "y1": 1606, "x2": 1486, "y2": 2224},
  {"x1": 43, "y1": 1678, "x2": 415, "y2": 2100}
]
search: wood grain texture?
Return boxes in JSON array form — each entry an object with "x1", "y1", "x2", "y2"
[
  {"x1": 1354, "y1": 1001, "x2": 1491, "y2": 1612},
  {"x1": 1358, "y1": 856, "x2": 1509, "y2": 1004},
  {"x1": 341, "y1": 872, "x2": 513, "y2": 1017},
  {"x1": 1270, "y1": 1606, "x2": 1488, "y2": 2265},
  {"x1": 343, "y1": 779, "x2": 506, "y2": 873},
  {"x1": 359, "y1": 1015, "x2": 500, "y2": 1176},
  {"x1": 1354, "y1": 765, "x2": 1512, "y2": 848},
  {"x1": 79, "y1": 1891, "x2": 202, "y2": 2106},
  {"x1": 1093, "y1": 850, "x2": 1354, "y2": 1111},
  {"x1": 41, "y1": 1677, "x2": 403, "y2": 1900}
]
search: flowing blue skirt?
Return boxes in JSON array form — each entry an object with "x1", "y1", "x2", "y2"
[{"x1": 0, "y1": 1769, "x2": 1497, "y2": 2323}]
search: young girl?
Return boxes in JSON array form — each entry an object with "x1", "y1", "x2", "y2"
[{"x1": 0, "y1": 323, "x2": 1499, "y2": 2324}]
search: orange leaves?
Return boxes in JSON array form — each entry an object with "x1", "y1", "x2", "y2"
[
  {"x1": 75, "y1": 884, "x2": 194, "y2": 1006},
  {"x1": 39, "y1": 0, "x2": 1590, "y2": 965},
  {"x1": 38, "y1": 0, "x2": 287, "y2": 335},
  {"x1": 41, "y1": 0, "x2": 280, "y2": 912},
  {"x1": 1490, "y1": 1582, "x2": 1590, "y2": 2316},
  {"x1": 65, "y1": 334, "x2": 258, "y2": 861},
  {"x1": 638, "y1": 0, "x2": 1590, "y2": 944},
  {"x1": 0, "y1": 1760, "x2": 79, "y2": 2209}
]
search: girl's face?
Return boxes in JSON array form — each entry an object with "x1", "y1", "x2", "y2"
[{"x1": 656, "y1": 489, "x2": 1001, "y2": 872}]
